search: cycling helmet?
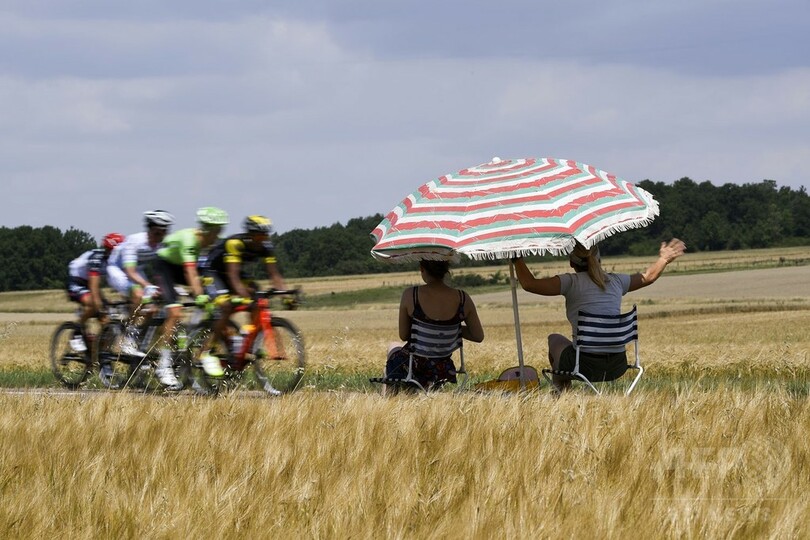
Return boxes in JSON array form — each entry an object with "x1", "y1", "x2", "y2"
[
  {"x1": 197, "y1": 206, "x2": 229, "y2": 227},
  {"x1": 102, "y1": 232, "x2": 125, "y2": 250},
  {"x1": 143, "y1": 210, "x2": 174, "y2": 228},
  {"x1": 243, "y1": 215, "x2": 273, "y2": 234}
]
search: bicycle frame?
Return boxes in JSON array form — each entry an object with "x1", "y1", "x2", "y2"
[{"x1": 228, "y1": 295, "x2": 284, "y2": 370}]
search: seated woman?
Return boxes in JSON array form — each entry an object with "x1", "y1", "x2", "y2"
[
  {"x1": 513, "y1": 239, "x2": 686, "y2": 392},
  {"x1": 385, "y1": 259, "x2": 485, "y2": 391}
]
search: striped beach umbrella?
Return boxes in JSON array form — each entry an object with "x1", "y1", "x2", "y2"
[
  {"x1": 371, "y1": 157, "x2": 659, "y2": 390},
  {"x1": 371, "y1": 157, "x2": 659, "y2": 262}
]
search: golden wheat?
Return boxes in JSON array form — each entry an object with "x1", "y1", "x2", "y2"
[{"x1": 1, "y1": 390, "x2": 808, "y2": 538}]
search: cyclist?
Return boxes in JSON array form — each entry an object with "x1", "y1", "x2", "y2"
[
  {"x1": 106, "y1": 210, "x2": 174, "y2": 360},
  {"x1": 65, "y1": 232, "x2": 125, "y2": 351},
  {"x1": 200, "y1": 215, "x2": 289, "y2": 362},
  {"x1": 152, "y1": 207, "x2": 229, "y2": 383}
]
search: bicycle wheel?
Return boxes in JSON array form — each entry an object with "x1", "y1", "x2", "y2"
[
  {"x1": 93, "y1": 322, "x2": 134, "y2": 390},
  {"x1": 179, "y1": 321, "x2": 237, "y2": 396},
  {"x1": 253, "y1": 317, "x2": 306, "y2": 395},
  {"x1": 50, "y1": 322, "x2": 91, "y2": 389}
]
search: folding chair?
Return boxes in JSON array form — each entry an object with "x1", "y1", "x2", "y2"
[
  {"x1": 370, "y1": 346, "x2": 468, "y2": 394},
  {"x1": 542, "y1": 304, "x2": 643, "y2": 395}
]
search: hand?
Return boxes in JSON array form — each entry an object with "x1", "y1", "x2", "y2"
[
  {"x1": 143, "y1": 284, "x2": 160, "y2": 302},
  {"x1": 659, "y1": 239, "x2": 686, "y2": 263},
  {"x1": 195, "y1": 294, "x2": 210, "y2": 307}
]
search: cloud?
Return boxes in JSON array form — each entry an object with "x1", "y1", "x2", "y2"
[{"x1": 1, "y1": 2, "x2": 808, "y2": 242}]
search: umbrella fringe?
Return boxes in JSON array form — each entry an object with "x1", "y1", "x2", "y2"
[
  {"x1": 581, "y1": 212, "x2": 659, "y2": 248},
  {"x1": 464, "y1": 246, "x2": 571, "y2": 260}
]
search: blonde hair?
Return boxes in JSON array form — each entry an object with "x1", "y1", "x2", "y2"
[{"x1": 569, "y1": 242, "x2": 608, "y2": 290}]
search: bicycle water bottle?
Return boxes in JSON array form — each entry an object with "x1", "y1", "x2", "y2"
[
  {"x1": 231, "y1": 325, "x2": 253, "y2": 353},
  {"x1": 176, "y1": 328, "x2": 187, "y2": 349},
  {"x1": 230, "y1": 332, "x2": 243, "y2": 352}
]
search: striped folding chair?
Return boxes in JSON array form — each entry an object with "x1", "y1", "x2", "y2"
[
  {"x1": 542, "y1": 304, "x2": 643, "y2": 395},
  {"x1": 371, "y1": 347, "x2": 468, "y2": 394}
]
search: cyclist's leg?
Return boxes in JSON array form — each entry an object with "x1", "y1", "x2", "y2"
[
  {"x1": 68, "y1": 277, "x2": 94, "y2": 328},
  {"x1": 151, "y1": 259, "x2": 184, "y2": 389},
  {"x1": 207, "y1": 272, "x2": 234, "y2": 353},
  {"x1": 153, "y1": 260, "x2": 184, "y2": 350},
  {"x1": 108, "y1": 265, "x2": 148, "y2": 356}
]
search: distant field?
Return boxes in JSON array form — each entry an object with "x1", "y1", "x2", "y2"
[{"x1": 2, "y1": 245, "x2": 809, "y2": 313}]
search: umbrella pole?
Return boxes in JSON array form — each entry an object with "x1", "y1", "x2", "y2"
[{"x1": 509, "y1": 260, "x2": 527, "y2": 390}]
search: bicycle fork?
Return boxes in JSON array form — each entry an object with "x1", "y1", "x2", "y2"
[{"x1": 258, "y1": 299, "x2": 284, "y2": 360}]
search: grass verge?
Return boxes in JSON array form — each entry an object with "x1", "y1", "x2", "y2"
[{"x1": 10, "y1": 366, "x2": 809, "y2": 398}]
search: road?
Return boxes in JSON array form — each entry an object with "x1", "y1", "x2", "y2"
[{"x1": 473, "y1": 265, "x2": 810, "y2": 306}]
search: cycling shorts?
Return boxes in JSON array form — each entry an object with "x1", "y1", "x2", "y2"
[
  {"x1": 153, "y1": 258, "x2": 189, "y2": 306},
  {"x1": 66, "y1": 277, "x2": 91, "y2": 303}
]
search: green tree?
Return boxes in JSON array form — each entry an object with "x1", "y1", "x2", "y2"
[{"x1": 0, "y1": 226, "x2": 96, "y2": 291}]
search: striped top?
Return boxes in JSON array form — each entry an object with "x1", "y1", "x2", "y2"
[{"x1": 408, "y1": 288, "x2": 465, "y2": 359}]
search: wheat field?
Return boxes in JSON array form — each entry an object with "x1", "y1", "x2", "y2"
[{"x1": 1, "y1": 249, "x2": 809, "y2": 538}]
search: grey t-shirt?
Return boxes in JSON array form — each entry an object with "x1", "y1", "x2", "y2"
[{"x1": 558, "y1": 271, "x2": 631, "y2": 352}]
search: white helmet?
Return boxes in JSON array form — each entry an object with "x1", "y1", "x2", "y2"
[{"x1": 143, "y1": 210, "x2": 174, "y2": 228}]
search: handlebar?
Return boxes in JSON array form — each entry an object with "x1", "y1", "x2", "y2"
[
  {"x1": 227, "y1": 288, "x2": 303, "y2": 311},
  {"x1": 254, "y1": 288, "x2": 302, "y2": 298}
]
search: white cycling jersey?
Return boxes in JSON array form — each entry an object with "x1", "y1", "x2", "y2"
[
  {"x1": 108, "y1": 232, "x2": 160, "y2": 269},
  {"x1": 107, "y1": 232, "x2": 163, "y2": 294}
]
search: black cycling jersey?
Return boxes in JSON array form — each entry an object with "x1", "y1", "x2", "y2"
[{"x1": 200, "y1": 233, "x2": 276, "y2": 275}]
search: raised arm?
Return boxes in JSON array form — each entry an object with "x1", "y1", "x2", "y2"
[
  {"x1": 512, "y1": 258, "x2": 561, "y2": 296},
  {"x1": 628, "y1": 239, "x2": 686, "y2": 292}
]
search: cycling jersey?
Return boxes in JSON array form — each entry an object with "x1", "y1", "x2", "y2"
[
  {"x1": 108, "y1": 232, "x2": 161, "y2": 270},
  {"x1": 154, "y1": 228, "x2": 209, "y2": 305},
  {"x1": 67, "y1": 248, "x2": 108, "y2": 302},
  {"x1": 158, "y1": 228, "x2": 202, "y2": 266},
  {"x1": 201, "y1": 233, "x2": 277, "y2": 274},
  {"x1": 106, "y1": 232, "x2": 163, "y2": 294},
  {"x1": 68, "y1": 248, "x2": 108, "y2": 282}
]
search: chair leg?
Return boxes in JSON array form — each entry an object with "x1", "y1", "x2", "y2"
[
  {"x1": 402, "y1": 353, "x2": 426, "y2": 393},
  {"x1": 575, "y1": 373, "x2": 600, "y2": 395},
  {"x1": 542, "y1": 369, "x2": 600, "y2": 395},
  {"x1": 625, "y1": 365, "x2": 644, "y2": 396},
  {"x1": 454, "y1": 369, "x2": 469, "y2": 393}
]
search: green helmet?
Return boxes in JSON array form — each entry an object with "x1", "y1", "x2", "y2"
[{"x1": 196, "y1": 206, "x2": 229, "y2": 227}]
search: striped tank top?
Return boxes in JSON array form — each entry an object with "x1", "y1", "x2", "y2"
[{"x1": 408, "y1": 288, "x2": 466, "y2": 359}]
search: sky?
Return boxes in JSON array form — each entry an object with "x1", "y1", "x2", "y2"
[{"x1": 2, "y1": 0, "x2": 809, "y2": 242}]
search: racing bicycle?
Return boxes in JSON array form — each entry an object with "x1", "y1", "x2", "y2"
[
  {"x1": 180, "y1": 289, "x2": 305, "y2": 396},
  {"x1": 93, "y1": 299, "x2": 198, "y2": 391}
]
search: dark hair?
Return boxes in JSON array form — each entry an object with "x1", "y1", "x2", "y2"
[{"x1": 420, "y1": 259, "x2": 450, "y2": 280}]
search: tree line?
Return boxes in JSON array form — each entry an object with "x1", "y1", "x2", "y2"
[
  {"x1": 0, "y1": 226, "x2": 97, "y2": 291},
  {"x1": 274, "y1": 178, "x2": 810, "y2": 275},
  {"x1": 1, "y1": 178, "x2": 808, "y2": 291}
]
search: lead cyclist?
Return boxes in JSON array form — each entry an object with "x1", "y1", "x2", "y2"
[{"x1": 198, "y1": 215, "x2": 292, "y2": 363}]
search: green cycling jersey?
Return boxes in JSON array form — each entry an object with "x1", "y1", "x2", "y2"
[{"x1": 158, "y1": 228, "x2": 203, "y2": 266}]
